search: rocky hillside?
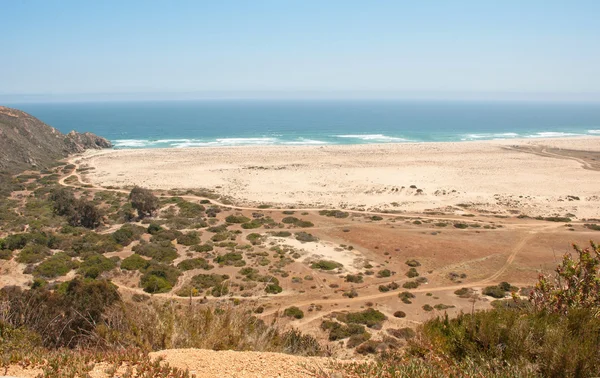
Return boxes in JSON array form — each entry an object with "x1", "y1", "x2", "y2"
[{"x1": 0, "y1": 106, "x2": 111, "y2": 173}]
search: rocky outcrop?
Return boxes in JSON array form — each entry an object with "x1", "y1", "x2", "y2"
[{"x1": 0, "y1": 106, "x2": 112, "y2": 173}]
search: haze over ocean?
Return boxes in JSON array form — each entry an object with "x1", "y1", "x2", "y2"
[{"x1": 15, "y1": 100, "x2": 600, "y2": 149}]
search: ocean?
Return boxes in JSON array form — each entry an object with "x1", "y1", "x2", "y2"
[{"x1": 13, "y1": 100, "x2": 600, "y2": 148}]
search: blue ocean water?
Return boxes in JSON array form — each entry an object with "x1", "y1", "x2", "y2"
[{"x1": 13, "y1": 100, "x2": 600, "y2": 148}]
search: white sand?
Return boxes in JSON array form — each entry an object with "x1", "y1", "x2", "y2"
[{"x1": 78, "y1": 137, "x2": 600, "y2": 218}]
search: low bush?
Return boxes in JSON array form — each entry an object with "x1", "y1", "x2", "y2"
[
  {"x1": 387, "y1": 327, "x2": 415, "y2": 339},
  {"x1": 319, "y1": 210, "x2": 349, "y2": 218},
  {"x1": 283, "y1": 306, "x2": 304, "y2": 319},
  {"x1": 402, "y1": 281, "x2": 419, "y2": 289},
  {"x1": 405, "y1": 259, "x2": 421, "y2": 267},
  {"x1": 78, "y1": 255, "x2": 117, "y2": 278},
  {"x1": 133, "y1": 240, "x2": 179, "y2": 263},
  {"x1": 311, "y1": 260, "x2": 342, "y2": 270},
  {"x1": 406, "y1": 267, "x2": 419, "y2": 278},
  {"x1": 393, "y1": 311, "x2": 406, "y2": 318},
  {"x1": 112, "y1": 224, "x2": 146, "y2": 246},
  {"x1": 17, "y1": 244, "x2": 52, "y2": 264},
  {"x1": 33, "y1": 252, "x2": 77, "y2": 278},
  {"x1": 377, "y1": 269, "x2": 392, "y2": 278},
  {"x1": 295, "y1": 232, "x2": 318, "y2": 242},
  {"x1": 140, "y1": 263, "x2": 181, "y2": 293},
  {"x1": 120, "y1": 253, "x2": 150, "y2": 271},
  {"x1": 345, "y1": 274, "x2": 364, "y2": 283},
  {"x1": 336, "y1": 308, "x2": 387, "y2": 328},
  {"x1": 215, "y1": 252, "x2": 245, "y2": 266},
  {"x1": 191, "y1": 243, "x2": 214, "y2": 252},
  {"x1": 225, "y1": 214, "x2": 251, "y2": 224},
  {"x1": 177, "y1": 231, "x2": 201, "y2": 246},
  {"x1": 177, "y1": 257, "x2": 214, "y2": 271},
  {"x1": 321, "y1": 320, "x2": 366, "y2": 341}
]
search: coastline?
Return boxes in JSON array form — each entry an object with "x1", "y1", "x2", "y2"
[{"x1": 78, "y1": 136, "x2": 600, "y2": 218}]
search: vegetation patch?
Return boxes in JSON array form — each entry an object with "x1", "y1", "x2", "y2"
[
  {"x1": 311, "y1": 260, "x2": 343, "y2": 270},
  {"x1": 284, "y1": 306, "x2": 305, "y2": 319}
]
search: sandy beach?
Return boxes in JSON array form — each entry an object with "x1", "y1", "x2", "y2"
[{"x1": 77, "y1": 137, "x2": 600, "y2": 218}]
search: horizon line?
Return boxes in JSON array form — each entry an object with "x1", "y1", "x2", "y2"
[{"x1": 2, "y1": 90, "x2": 600, "y2": 104}]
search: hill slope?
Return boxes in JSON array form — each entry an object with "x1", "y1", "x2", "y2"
[{"x1": 0, "y1": 106, "x2": 111, "y2": 173}]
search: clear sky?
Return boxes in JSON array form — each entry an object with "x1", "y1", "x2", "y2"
[{"x1": 2, "y1": 0, "x2": 600, "y2": 101}]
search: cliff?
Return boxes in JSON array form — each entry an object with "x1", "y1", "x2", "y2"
[{"x1": 0, "y1": 106, "x2": 112, "y2": 173}]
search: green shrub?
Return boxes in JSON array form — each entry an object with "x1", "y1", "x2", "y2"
[
  {"x1": 140, "y1": 264, "x2": 181, "y2": 293},
  {"x1": 406, "y1": 267, "x2": 419, "y2": 278},
  {"x1": 321, "y1": 321, "x2": 366, "y2": 341},
  {"x1": 399, "y1": 291, "x2": 416, "y2": 304},
  {"x1": 33, "y1": 252, "x2": 76, "y2": 278},
  {"x1": 246, "y1": 233, "x2": 263, "y2": 245},
  {"x1": 133, "y1": 241, "x2": 179, "y2": 263},
  {"x1": 544, "y1": 216, "x2": 571, "y2": 222},
  {"x1": 336, "y1": 308, "x2": 387, "y2": 328},
  {"x1": 422, "y1": 304, "x2": 433, "y2": 311},
  {"x1": 419, "y1": 307, "x2": 600, "y2": 378},
  {"x1": 295, "y1": 232, "x2": 318, "y2": 242},
  {"x1": 402, "y1": 280, "x2": 419, "y2": 289},
  {"x1": 177, "y1": 231, "x2": 201, "y2": 246},
  {"x1": 345, "y1": 274, "x2": 364, "y2": 283},
  {"x1": 78, "y1": 255, "x2": 117, "y2": 278},
  {"x1": 311, "y1": 260, "x2": 342, "y2": 270},
  {"x1": 225, "y1": 215, "x2": 250, "y2": 224},
  {"x1": 0, "y1": 249, "x2": 12, "y2": 260},
  {"x1": 282, "y1": 217, "x2": 314, "y2": 227},
  {"x1": 17, "y1": 244, "x2": 52, "y2": 264},
  {"x1": 191, "y1": 243, "x2": 214, "y2": 252},
  {"x1": 177, "y1": 258, "x2": 214, "y2": 271},
  {"x1": 377, "y1": 269, "x2": 391, "y2": 278},
  {"x1": 215, "y1": 252, "x2": 245, "y2": 266},
  {"x1": 483, "y1": 285, "x2": 508, "y2": 298},
  {"x1": 454, "y1": 287, "x2": 473, "y2": 298},
  {"x1": 112, "y1": 224, "x2": 145, "y2": 246},
  {"x1": 187, "y1": 273, "x2": 229, "y2": 290},
  {"x1": 347, "y1": 332, "x2": 372, "y2": 348},
  {"x1": 405, "y1": 259, "x2": 421, "y2": 267},
  {"x1": 388, "y1": 327, "x2": 415, "y2": 339},
  {"x1": 454, "y1": 223, "x2": 469, "y2": 229},
  {"x1": 584, "y1": 223, "x2": 600, "y2": 231},
  {"x1": 240, "y1": 220, "x2": 262, "y2": 229},
  {"x1": 176, "y1": 199, "x2": 205, "y2": 217},
  {"x1": 319, "y1": 210, "x2": 349, "y2": 218},
  {"x1": 120, "y1": 254, "x2": 150, "y2": 271},
  {"x1": 150, "y1": 229, "x2": 182, "y2": 242},
  {"x1": 282, "y1": 216, "x2": 299, "y2": 224},
  {"x1": 284, "y1": 306, "x2": 305, "y2": 319},
  {"x1": 270, "y1": 231, "x2": 291, "y2": 237},
  {"x1": 147, "y1": 223, "x2": 163, "y2": 234}
]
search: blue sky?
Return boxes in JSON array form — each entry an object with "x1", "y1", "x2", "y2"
[{"x1": 2, "y1": 1, "x2": 600, "y2": 101}]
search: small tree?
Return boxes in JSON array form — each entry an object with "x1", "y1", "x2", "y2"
[
  {"x1": 73, "y1": 199, "x2": 102, "y2": 229},
  {"x1": 530, "y1": 241, "x2": 600, "y2": 314},
  {"x1": 129, "y1": 186, "x2": 159, "y2": 218}
]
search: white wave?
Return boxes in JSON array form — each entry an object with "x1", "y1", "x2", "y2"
[
  {"x1": 463, "y1": 132, "x2": 520, "y2": 140},
  {"x1": 335, "y1": 134, "x2": 409, "y2": 142},
  {"x1": 152, "y1": 139, "x2": 193, "y2": 144},
  {"x1": 525, "y1": 131, "x2": 580, "y2": 138},
  {"x1": 281, "y1": 138, "x2": 329, "y2": 145},
  {"x1": 113, "y1": 139, "x2": 150, "y2": 147},
  {"x1": 588, "y1": 129, "x2": 600, "y2": 134},
  {"x1": 170, "y1": 137, "x2": 279, "y2": 148}
]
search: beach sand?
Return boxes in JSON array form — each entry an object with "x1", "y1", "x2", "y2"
[{"x1": 78, "y1": 137, "x2": 600, "y2": 218}]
